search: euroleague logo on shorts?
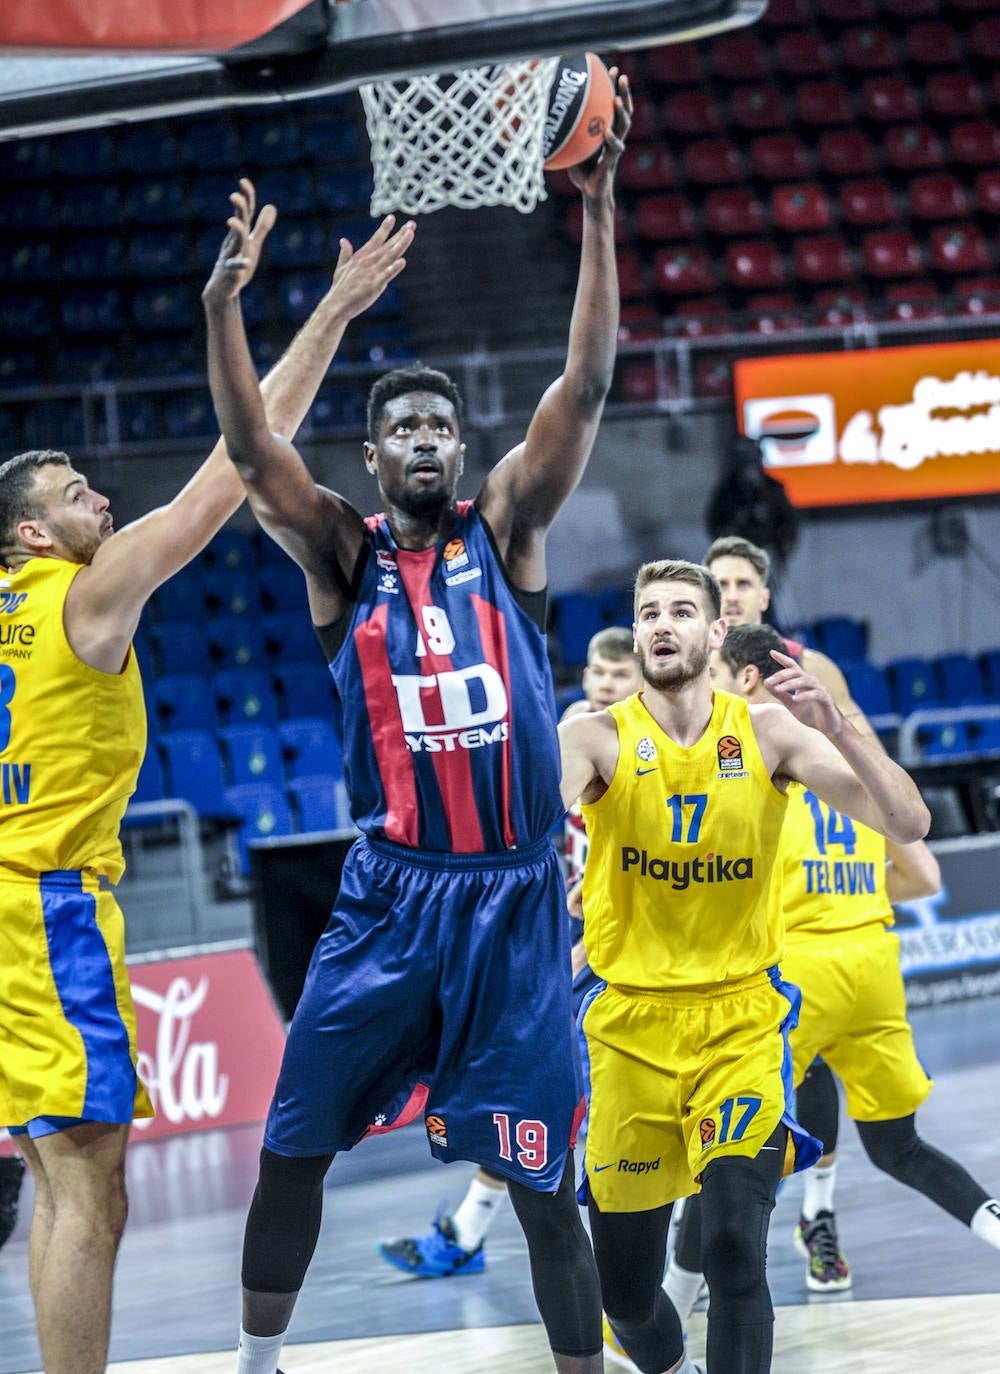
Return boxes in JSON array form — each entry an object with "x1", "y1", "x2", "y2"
[
  {"x1": 716, "y1": 735, "x2": 748, "y2": 780},
  {"x1": 425, "y1": 1114, "x2": 449, "y2": 1148},
  {"x1": 699, "y1": 1117, "x2": 717, "y2": 1149}
]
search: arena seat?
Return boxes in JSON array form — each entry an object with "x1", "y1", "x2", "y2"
[
  {"x1": 933, "y1": 653, "x2": 987, "y2": 706},
  {"x1": 883, "y1": 282, "x2": 946, "y2": 321},
  {"x1": 206, "y1": 616, "x2": 268, "y2": 671},
  {"x1": 729, "y1": 85, "x2": 790, "y2": 133},
  {"x1": 62, "y1": 235, "x2": 124, "y2": 279},
  {"x1": 811, "y1": 615, "x2": 867, "y2": 663},
  {"x1": 771, "y1": 182, "x2": 833, "y2": 232},
  {"x1": 844, "y1": 662, "x2": 894, "y2": 718},
  {"x1": 949, "y1": 120, "x2": 1000, "y2": 168},
  {"x1": 794, "y1": 81, "x2": 854, "y2": 129},
  {"x1": 711, "y1": 32, "x2": 770, "y2": 81},
  {"x1": 760, "y1": 0, "x2": 812, "y2": 25},
  {"x1": 53, "y1": 129, "x2": 116, "y2": 178},
  {"x1": 955, "y1": 278, "x2": 1000, "y2": 316},
  {"x1": 277, "y1": 717, "x2": 343, "y2": 782},
  {"x1": 774, "y1": 31, "x2": 836, "y2": 78},
  {"x1": 652, "y1": 245, "x2": 717, "y2": 295},
  {"x1": 974, "y1": 170, "x2": 1000, "y2": 217},
  {"x1": 662, "y1": 90, "x2": 724, "y2": 137},
  {"x1": 286, "y1": 775, "x2": 350, "y2": 834},
  {"x1": 969, "y1": 17, "x2": 1000, "y2": 62},
  {"x1": 160, "y1": 730, "x2": 232, "y2": 819},
  {"x1": 148, "y1": 623, "x2": 212, "y2": 678},
  {"x1": 673, "y1": 298, "x2": 732, "y2": 337},
  {"x1": 205, "y1": 529, "x2": 257, "y2": 573},
  {"x1": 907, "y1": 172, "x2": 970, "y2": 222},
  {"x1": 242, "y1": 115, "x2": 305, "y2": 166},
  {"x1": 904, "y1": 19, "x2": 965, "y2": 68},
  {"x1": 644, "y1": 42, "x2": 705, "y2": 86},
  {"x1": 838, "y1": 177, "x2": 899, "y2": 227},
  {"x1": 861, "y1": 228, "x2": 925, "y2": 278},
  {"x1": 181, "y1": 118, "x2": 242, "y2": 170},
  {"x1": 619, "y1": 143, "x2": 677, "y2": 191},
  {"x1": 633, "y1": 194, "x2": 695, "y2": 241},
  {"x1": 129, "y1": 746, "x2": 167, "y2": 810},
  {"x1": 315, "y1": 167, "x2": 372, "y2": 212},
  {"x1": 748, "y1": 133, "x2": 812, "y2": 181},
  {"x1": 132, "y1": 283, "x2": 197, "y2": 333},
  {"x1": 979, "y1": 649, "x2": 1000, "y2": 700},
  {"x1": 60, "y1": 285, "x2": 123, "y2": 336},
  {"x1": 887, "y1": 656, "x2": 939, "y2": 714},
  {"x1": 214, "y1": 667, "x2": 280, "y2": 728},
  {"x1": 225, "y1": 783, "x2": 296, "y2": 872},
  {"x1": 817, "y1": 129, "x2": 879, "y2": 176},
  {"x1": 219, "y1": 724, "x2": 285, "y2": 788},
  {"x1": 120, "y1": 126, "x2": 178, "y2": 175},
  {"x1": 271, "y1": 661, "x2": 334, "y2": 722},
  {"x1": 261, "y1": 612, "x2": 322, "y2": 665},
  {"x1": 884, "y1": 124, "x2": 945, "y2": 171},
  {"x1": 925, "y1": 71, "x2": 986, "y2": 120},
  {"x1": 928, "y1": 225, "x2": 994, "y2": 275},
  {"x1": 60, "y1": 184, "x2": 120, "y2": 229},
  {"x1": 840, "y1": 26, "x2": 900, "y2": 73},
  {"x1": 815, "y1": 286, "x2": 870, "y2": 325},
  {"x1": 743, "y1": 293, "x2": 806, "y2": 333},
  {"x1": 704, "y1": 188, "x2": 768, "y2": 237},
  {"x1": 792, "y1": 233, "x2": 856, "y2": 285},
  {"x1": 682, "y1": 138, "x2": 745, "y2": 186},
  {"x1": 815, "y1": 0, "x2": 875, "y2": 22},
  {"x1": 859, "y1": 76, "x2": 920, "y2": 124},
  {"x1": 616, "y1": 248, "x2": 650, "y2": 300}
]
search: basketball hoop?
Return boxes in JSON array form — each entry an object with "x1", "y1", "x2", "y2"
[{"x1": 360, "y1": 56, "x2": 559, "y2": 216}]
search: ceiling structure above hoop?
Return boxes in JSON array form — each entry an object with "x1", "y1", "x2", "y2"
[{"x1": 0, "y1": 0, "x2": 766, "y2": 140}]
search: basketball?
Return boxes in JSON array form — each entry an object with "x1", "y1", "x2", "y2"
[{"x1": 542, "y1": 52, "x2": 615, "y2": 171}]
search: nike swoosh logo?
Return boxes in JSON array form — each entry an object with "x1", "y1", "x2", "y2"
[
  {"x1": 759, "y1": 1146, "x2": 780, "y2": 1151},
  {"x1": 592, "y1": 1163, "x2": 615, "y2": 1172},
  {"x1": 636, "y1": 767, "x2": 658, "y2": 776}
]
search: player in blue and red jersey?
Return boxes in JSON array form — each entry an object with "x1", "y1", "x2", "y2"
[{"x1": 203, "y1": 75, "x2": 633, "y2": 1374}]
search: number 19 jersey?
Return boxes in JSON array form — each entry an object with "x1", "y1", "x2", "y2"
[{"x1": 581, "y1": 689, "x2": 787, "y2": 989}]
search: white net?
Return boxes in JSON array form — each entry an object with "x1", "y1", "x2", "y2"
[{"x1": 360, "y1": 56, "x2": 559, "y2": 216}]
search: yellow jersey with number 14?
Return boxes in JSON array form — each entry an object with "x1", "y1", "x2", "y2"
[
  {"x1": 0, "y1": 557, "x2": 145, "y2": 881},
  {"x1": 581, "y1": 689, "x2": 787, "y2": 991}
]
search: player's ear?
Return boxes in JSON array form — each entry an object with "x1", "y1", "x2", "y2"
[
  {"x1": 743, "y1": 664, "x2": 762, "y2": 694},
  {"x1": 16, "y1": 517, "x2": 51, "y2": 553},
  {"x1": 759, "y1": 585, "x2": 771, "y2": 613},
  {"x1": 363, "y1": 441, "x2": 377, "y2": 475}
]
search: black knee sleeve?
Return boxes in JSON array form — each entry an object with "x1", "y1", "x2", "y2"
[
  {"x1": 857, "y1": 1116, "x2": 990, "y2": 1226},
  {"x1": 796, "y1": 1058, "x2": 839, "y2": 1155},
  {"x1": 673, "y1": 1191, "x2": 703, "y2": 1272},
  {"x1": 507, "y1": 1156, "x2": 602, "y2": 1358},
  {"x1": 587, "y1": 1193, "x2": 682, "y2": 1374},
  {"x1": 241, "y1": 1148, "x2": 334, "y2": 1294}
]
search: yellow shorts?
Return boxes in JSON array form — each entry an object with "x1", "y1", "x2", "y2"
[
  {"x1": 783, "y1": 926, "x2": 932, "y2": 1123},
  {"x1": 0, "y1": 870, "x2": 153, "y2": 1129},
  {"x1": 581, "y1": 969, "x2": 819, "y2": 1212}
]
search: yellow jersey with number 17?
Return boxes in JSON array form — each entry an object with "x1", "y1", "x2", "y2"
[
  {"x1": 0, "y1": 557, "x2": 145, "y2": 881},
  {"x1": 581, "y1": 689, "x2": 787, "y2": 990}
]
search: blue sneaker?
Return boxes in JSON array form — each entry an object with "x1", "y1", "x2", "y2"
[{"x1": 378, "y1": 1206, "x2": 486, "y2": 1278}]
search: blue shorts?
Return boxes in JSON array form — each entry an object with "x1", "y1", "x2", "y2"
[{"x1": 265, "y1": 834, "x2": 584, "y2": 1191}]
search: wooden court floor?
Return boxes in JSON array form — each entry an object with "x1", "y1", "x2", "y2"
[{"x1": 2, "y1": 996, "x2": 999, "y2": 1374}]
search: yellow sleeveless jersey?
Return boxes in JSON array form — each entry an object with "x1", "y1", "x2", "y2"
[
  {"x1": 581, "y1": 690, "x2": 787, "y2": 990},
  {"x1": 781, "y1": 781, "x2": 892, "y2": 941},
  {"x1": 0, "y1": 558, "x2": 145, "y2": 881}
]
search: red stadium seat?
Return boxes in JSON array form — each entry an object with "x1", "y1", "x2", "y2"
[
  {"x1": 652, "y1": 245, "x2": 717, "y2": 295},
  {"x1": 884, "y1": 124, "x2": 945, "y2": 171},
  {"x1": 859, "y1": 76, "x2": 920, "y2": 124},
  {"x1": 760, "y1": 0, "x2": 812, "y2": 26},
  {"x1": 625, "y1": 99, "x2": 661, "y2": 143},
  {"x1": 634, "y1": 193, "x2": 696, "y2": 241},
  {"x1": 645, "y1": 43, "x2": 705, "y2": 86},
  {"x1": 838, "y1": 177, "x2": 899, "y2": 227},
  {"x1": 729, "y1": 85, "x2": 790, "y2": 132},
  {"x1": 743, "y1": 292, "x2": 807, "y2": 333},
  {"x1": 775, "y1": 31, "x2": 835, "y2": 78},
  {"x1": 907, "y1": 173, "x2": 970, "y2": 222},
  {"x1": 792, "y1": 233, "x2": 856, "y2": 285},
  {"x1": 883, "y1": 0, "x2": 938, "y2": 12},
  {"x1": 771, "y1": 182, "x2": 833, "y2": 232},
  {"x1": 674, "y1": 298, "x2": 731, "y2": 338},
  {"x1": 928, "y1": 225, "x2": 994, "y2": 274},
  {"x1": 711, "y1": 33, "x2": 770, "y2": 81},
  {"x1": 925, "y1": 72, "x2": 986, "y2": 120},
  {"x1": 565, "y1": 200, "x2": 630, "y2": 243},
  {"x1": 905, "y1": 20, "x2": 965, "y2": 67},
  {"x1": 861, "y1": 228, "x2": 925, "y2": 278},
  {"x1": 618, "y1": 304, "x2": 662, "y2": 344},
  {"x1": 693, "y1": 357, "x2": 734, "y2": 400},
  {"x1": 882, "y1": 282, "x2": 945, "y2": 320},
  {"x1": 704, "y1": 188, "x2": 768, "y2": 237},
  {"x1": 724, "y1": 239, "x2": 788, "y2": 290},
  {"x1": 949, "y1": 121, "x2": 1000, "y2": 168},
  {"x1": 620, "y1": 361, "x2": 676, "y2": 405},
  {"x1": 682, "y1": 138, "x2": 746, "y2": 186},
  {"x1": 815, "y1": 287, "x2": 870, "y2": 324},
  {"x1": 840, "y1": 26, "x2": 900, "y2": 72},
  {"x1": 974, "y1": 170, "x2": 1000, "y2": 217},
  {"x1": 662, "y1": 89, "x2": 724, "y2": 136},
  {"x1": 616, "y1": 248, "x2": 650, "y2": 300},
  {"x1": 969, "y1": 18, "x2": 1000, "y2": 62},
  {"x1": 619, "y1": 143, "x2": 677, "y2": 191},
  {"x1": 794, "y1": 81, "x2": 855, "y2": 128},
  {"x1": 815, "y1": 0, "x2": 875, "y2": 20},
  {"x1": 818, "y1": 129, "x2": 879, "y2": 177},
  {"x1": 749, "y1": 133, "x2": 812, "y2": 181},
  {"x1": 955, "y1": 278, "x2": 1000, "y2": 317}
]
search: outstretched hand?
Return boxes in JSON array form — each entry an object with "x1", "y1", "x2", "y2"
[
  {"x1": 202, "y1": 178, "x2": 277, "y2": 308},
  {"x1": 326, "y1": 214, "x2": 416, "y2": 321},
  {"x1": 764, "y1": 650, "x2": 842, "y2": 735},
  {"x1": 568, "y1": 67, "x2": 633, "y2": 195}
]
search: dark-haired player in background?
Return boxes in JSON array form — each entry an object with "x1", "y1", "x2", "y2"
[{"x1": 203, "y1": 78, "x2": 632, "y2": 1374}]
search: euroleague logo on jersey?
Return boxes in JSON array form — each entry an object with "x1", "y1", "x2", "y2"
[
  {"x1": 716, "y1": 734, "x2": 748, "y2": 780},
  {"x1": 443, "y1": 537, "x2": 482, "y2": 587}
]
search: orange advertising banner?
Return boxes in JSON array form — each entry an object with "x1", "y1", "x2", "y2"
[
  {"x1": 733, "y1": 337, "x2": 1000, "y2": 509},
  {"x1": 0, "y1": 0, "x2": 314, "y2": 52}
]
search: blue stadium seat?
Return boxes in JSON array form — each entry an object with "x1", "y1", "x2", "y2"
[
  {"x1": 55, "y1": 343, "x2": 116, "y2": 381},
  {"x1": 272, "y1": 661, "x2": 333, "y2": 721},
  {"x1": 148, "y1": 622, "x2": 212, "y2": 677},
  {"x1": 181, "y1": 118, "x2": 242, "y2": 170},
  {"x1": 917, "y1": 720, "x2": 974, "y2": 760},
  {"x1": 811, "y1": 615, "x2": 867, "y2": 664},
  {"x1": 219, "y1": 724, "x2": 285, "y2": 787},
  {"x1": 125, "y1": 178, "x2": 187, "y2": 225},
  {"x1": 204, "y1": 569, "x2": 259, "y2": 618},
  {"x1": 53, "y1": 129, "x2": 116, "y2": 177},
  {"x1": 359, "y1": 323, "x2": 417, "y2": 364},
  {"x1": 302, "y1": 113, "x2": 361, "y2": 163},
  {"x1": 189, "y1": 175, "x2": 236, "y2": 224},
  {"x1": 128, "y1": 229, "x2": 191, "y2": 278},
  {"x1": 151, "y1": 674, "x2": 218, "y2": 734},
  {"x1": 277, "y1": 716, "x2": 343, "y2": 780},
  {"x1": 287, "y1": 774, "x2": 350, "y2": 833},
  {"x1": 129, "y1": 745, "x2": 167, "y2": 808},
  {"x1": 206, "y1": 616, "x2": 268, "y2": 670},
  {"x1": 132, "y1": 283, "x2": 198, "y2": 333},
  {"x1": 7, "y1": 188, "x2": 55, "y2": 232},
  {"x1": 258, "y1": 168, "x2": 315, "y2": 215},
  {"x1": 309, "y1": 384, "x2": 368, "y2": 433},
  {"x1": 1, "y1": 294, "x2": 52, "y2": 340},
  {"x1": 60, "y1": 288, "x2": 123, "y2": 335},
  {"x1": 844, "y1": 661, "x2": 894, "y2": 717},
  {"x1": 117, "y1": 395, "x2": 161, "y2": 444},
  {"x1": 214, "y1": 667, "x2": 279, "y2": 727},
  {"x1": 242, "y1": 115, "x2": 305, "y2": 165},
  {"x1": 261, "y1": 612, "x2": 321, "y2": 664},
  {"x1": 258, "y1": 560, "x2": 307, "y2": 612},
  {"x1": 316, "y1": 167, "x2": 373, "y2": 212},
  {"x1": 278, "y1": 271, "x2": 330, "y2": 324},
  {"x1": 886, "y1": 656, "x2": 939, "y2": 715},
  {"x1": 159, "y1": 729, "x2": 231, "y2": 817},
  {"x1": 225, "y1": 782, "x2": 296, "y2": 873},
  {"x1": 980, "y1": 649, "x2": 1000, "y2": 701},
  {"x1": 552, "y1": 592, "x2": 607, "y2": 667},
  {"x1": 149, "y1": 567, "x2": 207, "y2": 623},
  {"x1": 164, "y1": 393, "x2": 217, "y2": 441},
  {"x1": 970, "y1": 717, "x2": 1000, "y2": 755},
  {"x1": 119, "y1": 126, "x2": 179, "y2": 174},
  {"x1": 61, "y1": 234, "x2": 124, "y2": 280},
  {"x1": 205, "y1": 528, "x2": 258, "y2": 573},
  {"x1": 933, "y1": 652, "x2": 986, "y2": 705},
  {"x1": 267, "y1": 218, "x2": 330, "y2": 270},
  {"x1": 23, "y1": 400, "x2": 85, "y2": 451},
  {"x1": 139, "y1": 336, "x2": 198, "y2": 376},
  {"x1": 363, "y1": 280, "x2": 404, "y2": 318},
  {"x1": 0, "y1": 242, "x2": 52, "y2": 284},
  {"x1": 0, "y1": 137, "x2": 53, "y2": 180},
  {"x1": 59, "y1": 183, "x2": 120, "y2": 229}
]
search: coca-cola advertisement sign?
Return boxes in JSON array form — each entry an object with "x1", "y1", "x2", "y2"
[{"x1": 1, "y1": 947, "x2": 286, "y2": 1153}]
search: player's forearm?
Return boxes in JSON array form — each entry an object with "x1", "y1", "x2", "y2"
[
  {"x1": 562, "y1": 191, "x2": 619, "y2": 409},
  {"x1": 205, "y1": 296, "x2": 273, "y2": 472},
  {"x1": 828, "y1": 717, "x2": 930, "y2": 843},
  {"x1": 259, "y1": 290, "x2": 352, "y2": 439}
]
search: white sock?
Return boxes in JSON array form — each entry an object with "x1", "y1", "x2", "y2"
[
  {"x1": 802, "y1": 1161, "x2": 838, "y2": 1221},
  {"x1": 451, "y1": 1175, "x2": 507, "y2": 1251},
  {"x1": 971, "y1": 1199, "x2": 1000, "y2": 1249},
  {"x1": 236, "y1": 1328, "x2": 286, "y2": 1374},
  {"x1": 663, "y1": 1256, "x2": 706, "y2": 1333}
]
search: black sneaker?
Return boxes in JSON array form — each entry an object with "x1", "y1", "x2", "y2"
[
  {"x1": 794, "y1": 1210, "x2": 852, "y2": 1292},
  {"x1": 0, "y1": 1155, "x2": 26, "y2": 1249}
]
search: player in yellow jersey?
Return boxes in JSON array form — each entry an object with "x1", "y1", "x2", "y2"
[
  {"x1": 558, "y1": 559, "x2": 929, "y2": 1374},
  {"x1": 0, "y1": 181, "x2": 414, "y2": 1374}
]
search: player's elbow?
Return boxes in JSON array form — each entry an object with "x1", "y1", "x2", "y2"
[
  {"x1": 570, "y1": 369, "x2": 614, "y2": 418},
  {"x1": 890, "y1": 798, "x2": 931, "y2": 845}
]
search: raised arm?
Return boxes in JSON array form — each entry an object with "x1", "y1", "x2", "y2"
[
  {"x1": 558, "y1": 709, "x2": 621, "y2": 811},
  {"x1": 478, "y1": 70, "x2": 632, "y2": 589},
  {"x1": 203, "y1": 190, "x2": 415, "y2": 625},
  {"x1": 757, "y1": 651, "x2": 929, "y2": 844}
]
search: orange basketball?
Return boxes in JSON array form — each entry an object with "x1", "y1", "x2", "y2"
[{"x1": 542, "y1": 53, "x2": 615, "y2": 171}]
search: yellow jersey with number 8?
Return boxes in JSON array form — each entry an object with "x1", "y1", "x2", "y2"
[
  {"x1": 0, "y1": 558, "x2": 145, "y2": 881},
  {"x1": 581, "y1": 689, "x2": 787, "y2": 990}
]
